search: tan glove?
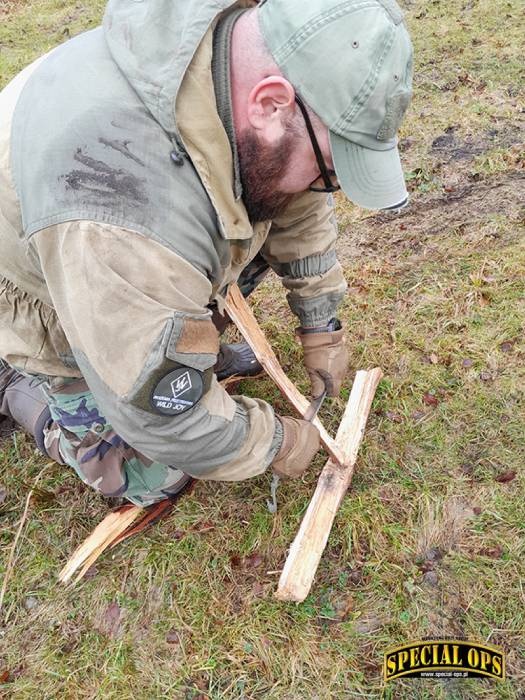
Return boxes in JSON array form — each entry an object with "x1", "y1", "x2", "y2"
[
  {"x1": 271, "y1": 416, "x2": 320, "y2": 478},
  {"x1": 297, "y1": 319, "x2": 348, "y2": 398}
]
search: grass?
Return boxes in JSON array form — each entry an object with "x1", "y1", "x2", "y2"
[{"x1": 1, "y1": 0, "x2": 524, "y2": 698}]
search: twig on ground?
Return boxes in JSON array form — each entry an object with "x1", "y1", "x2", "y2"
[{"x1": 0, "y1": 464, "x2": 51, "y2": 619}]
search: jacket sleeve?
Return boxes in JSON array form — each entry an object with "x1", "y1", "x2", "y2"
[
  {"x1": 32, "y1": 220, "x2": 281, "y2": 480},
  {"x1": 262, "y1": 191, "x2": 347, "y2": 327}
]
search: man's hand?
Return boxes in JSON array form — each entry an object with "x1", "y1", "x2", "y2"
[
  {"x1": 297, "y1": 318, "x2": 348, "y2": 398},
  {"x1": 271, "y1": 416, "x2": 320, "y2": 478}
]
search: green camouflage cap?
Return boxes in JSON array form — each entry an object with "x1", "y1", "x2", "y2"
[{"x1": 259, "y1": 0, "x2": 413, "y2": 210}]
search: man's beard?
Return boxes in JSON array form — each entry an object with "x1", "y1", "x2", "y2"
[{"x1": 237, "y1": 128, "x2": 295, "y2": 223}]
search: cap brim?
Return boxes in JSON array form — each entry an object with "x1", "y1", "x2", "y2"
[{"x1": 330, "y1": 131, "x2": 408, "y2": 210}]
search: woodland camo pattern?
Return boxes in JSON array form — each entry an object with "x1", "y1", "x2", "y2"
[{"x1": 43, "y1": 378, "x2": 190, "y2": 506}]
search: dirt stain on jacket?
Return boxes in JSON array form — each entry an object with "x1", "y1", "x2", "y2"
[
  {"x1": 98, "y1": 137, "x2": 145, "y2": 167},
  {"x1": 62, "y1": 147, "x2": 148, "y2": 205}
]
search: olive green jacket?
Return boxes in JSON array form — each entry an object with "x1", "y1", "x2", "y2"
[{"x1": 0, "y1": 0, "x2": 346, "y2": 480}]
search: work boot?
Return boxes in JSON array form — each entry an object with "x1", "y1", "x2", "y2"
[
  {"x1": 0, "y1": 360, "x2": 51, "y2": 454},
  {"x1": 214, "y1": 343, "x2": 262, "y2": 380}
]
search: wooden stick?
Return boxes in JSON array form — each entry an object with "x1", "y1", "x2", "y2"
[
  {"x1": 275, "y1": 367, "x2": 383, "y2": 602},
  {"x1": 58, "y1": 505, "x2": 143, "y2": 584},
  {"x1": 225, "y1": 284, "x2": 346, "y2": 466}
]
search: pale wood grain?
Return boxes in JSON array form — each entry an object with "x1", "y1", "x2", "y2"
[{"x1": 275, "y1": 367, "x2": 383, "y2": 602}]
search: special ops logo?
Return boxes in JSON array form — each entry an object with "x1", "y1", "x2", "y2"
[{"x1": 384, "y1": 639, "x2": 505, "y2": 681}]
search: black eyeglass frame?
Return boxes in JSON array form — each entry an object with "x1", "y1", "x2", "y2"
[{"x1": 294, "y1": 93, "x2": 340, "y2": 194}]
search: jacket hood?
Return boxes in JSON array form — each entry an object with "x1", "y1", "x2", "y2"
[{"x1": 103, "y1": 0, "x2": 237, "y2": 139}]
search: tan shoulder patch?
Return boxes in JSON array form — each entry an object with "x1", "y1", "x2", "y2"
[{"x1": 175, "y1": 318, "x2": 220, "y2": 355}]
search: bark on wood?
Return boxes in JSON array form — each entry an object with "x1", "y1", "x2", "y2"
[
  {"x1": 275, "y1": 367, "x2": 383, "y2": 602},
  {"x1": 225, "y1": 284, "x2": 346, "y2": 466}
]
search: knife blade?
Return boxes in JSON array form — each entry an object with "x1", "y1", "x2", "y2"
[
  {"x1": 267, "y1": 389, "x2": 328, "y2": 514},
  {"x1": 303, "y1": 388, "x2": 327, "y2": 423}
]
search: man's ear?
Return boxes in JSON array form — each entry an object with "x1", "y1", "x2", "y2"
[{"x1": 247, "y1": 76, "x2": 295, "y2": 140}]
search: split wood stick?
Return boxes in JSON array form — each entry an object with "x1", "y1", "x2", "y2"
[
  {"x1": 225, "y1": 284, "x2": 346, "y2": 466},
  {"x1": 59, "y1": 505, "x2": 143, "y2": 584},
  {"x1": 275, "y1": 367, "x2": 383, "y2": 602}
]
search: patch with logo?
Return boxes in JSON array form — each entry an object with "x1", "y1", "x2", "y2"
[
  {"x1": 150, "y1": 367, "x2": 203, "y2": 416},
  {"x1": 376, "y1": 88, "x2": 412, "y2": 141}
]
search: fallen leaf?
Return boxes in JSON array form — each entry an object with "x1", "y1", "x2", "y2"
[
  {"x1": 411, "y1": 410, "x2": 426, "y2": 421},
  {"x1": 166, "y1": 628, "x2": 181, "y2": 644},
  {"x1": 230, "y1": 551, "x2": 264, "y2": 570},
  {"x1": 9, "y1": 664, "x2": 23, "y2": 680},
  {"x1": 462, "y1": 358, "x2": 473, "y2": 368},
  {"x1": 251, "y1": 581, "x2": 265, "y2": 598},
  {"x1": 460, "y1": 463, "x2": 475, "y2": 475},
  {"x1": 495, "y1": 470, "x2": 517, "y2": 483},
  {"x1": 479, "y1": 545, "x2": 504, "y2": 559},
  {"x1": 423, "y1": 570, "x2": 439, "y2": 586},
  {"x1": 30, "y1": 486, "x2": 56, "y2": 506},
  {"x1": 83, "y1": 565, "x2": 99, "y2": 580},
  {"x1": 425, "y1": 547, "x2": 443, "y2": 562},
  {"x1": 349, "y1": 569, "x2": 362, "y2": 585},
  {"x1": 244, "y1": 552, "x2": 264, "y2": 569},
  {"x1": 422, "y1": 392, "x2": 439, "y2": 406},
  {"x1": 230, "y1": 554, "x2": 243, "y2": 569},
  {"x1": 479, "y1": 294, "x2": 490, "y2": 307},
  {"x1": 99, "y1": 602, "x2": 122, "y2": 638},
  {"x1": 0, "y1": 670, "x2": 10, "y2": 683},
  {"x1": 385, "y1": 411, "x2": 403, "y2": 423}
]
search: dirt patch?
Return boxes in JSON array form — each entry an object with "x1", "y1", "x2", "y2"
[
  {"x1": 430, "y1": 122, "x2": 525, "y2": 162},
  {"x1": 338, "y1": 170, "x2": 525, "y2": 259}
]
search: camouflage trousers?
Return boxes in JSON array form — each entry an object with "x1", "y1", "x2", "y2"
[{"x1": 43, "y1": 377, "x2": 191, "y2": 507}]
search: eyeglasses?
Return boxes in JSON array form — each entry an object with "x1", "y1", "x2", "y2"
[{"x1": 294, "y1": 94, "x2": 340, "y2": 194}]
